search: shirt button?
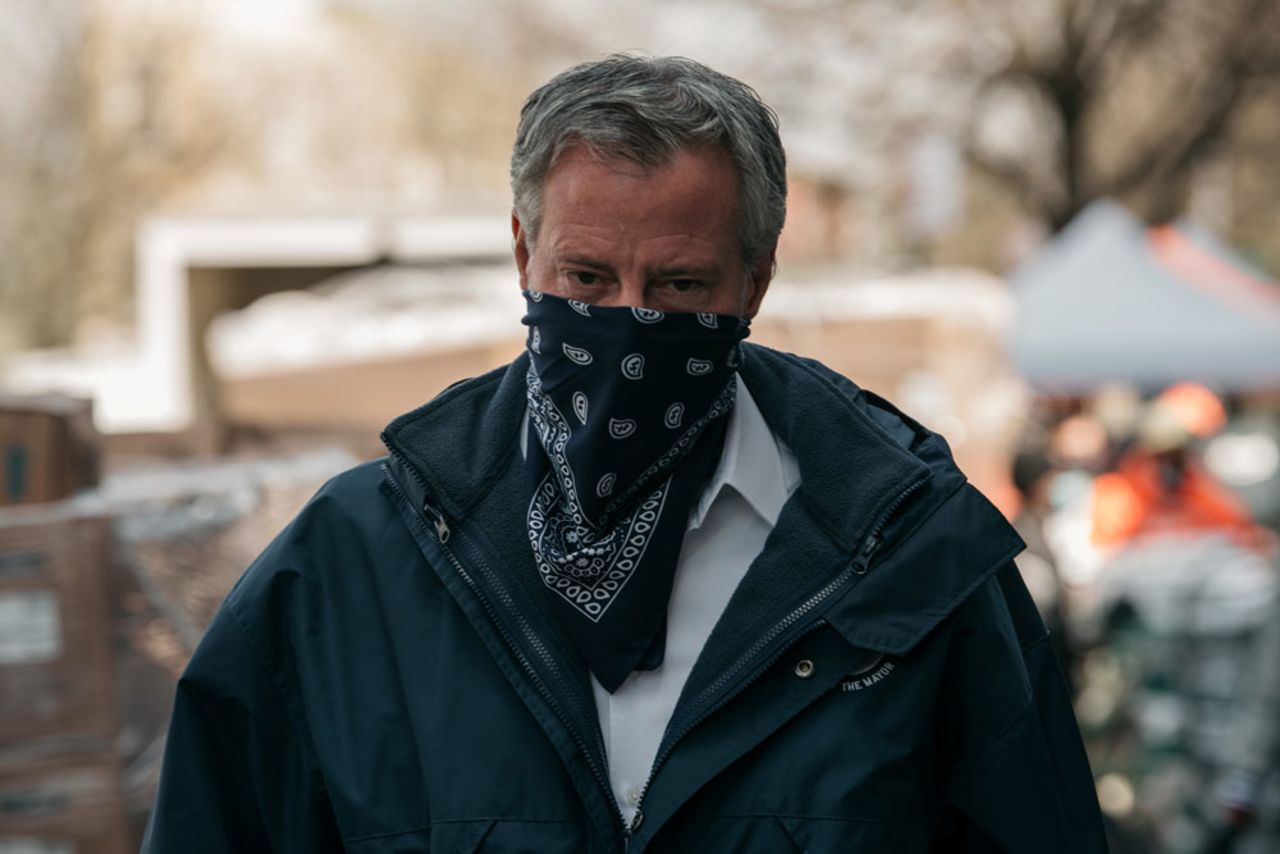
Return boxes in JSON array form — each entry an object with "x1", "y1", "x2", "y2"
[
  {"x1": 794, "y1": 659, "x2": 815, "y2": 678},
  {"x1": 626, "y1": 786, "x2": 643, "y2": 806}
]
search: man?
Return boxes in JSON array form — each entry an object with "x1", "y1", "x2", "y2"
[
  {"x1": 1091, "y1": 386, "x2": 1259, "y2": 551},
  {"x1": 144, "y1": 55, "x2": 1105, "y2": 852}
]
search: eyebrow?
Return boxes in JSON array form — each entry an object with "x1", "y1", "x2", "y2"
[
  {"x1": 559, "y1": 255, "x2": 720, "y2": 280},
  {"x1": 559, "y1": 255, "x2": 613, "y2": 271},
  {"x1": 651, "y1": 265, "x2": 719, "y2": 279}
]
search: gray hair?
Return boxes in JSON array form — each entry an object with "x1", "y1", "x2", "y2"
[{"x1": 511, "y1": 54, "x2": 787, "y2": 266}]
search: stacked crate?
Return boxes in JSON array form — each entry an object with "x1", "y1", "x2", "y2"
[
  {"x1": 0, "y1": 394, "x2": 99, "y2": 508},
  {"x1": 0, "y1": 395, "x2": 128, "y2": 853}
]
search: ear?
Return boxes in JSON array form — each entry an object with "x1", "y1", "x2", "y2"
[
  {"x1": 742, "y1": 245, "x2": 776, "y2": 319},
  {"x1": 512, "y1": 210, "x2": 531, "y2": 291}
]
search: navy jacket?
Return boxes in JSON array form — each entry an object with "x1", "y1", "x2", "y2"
[{"x1": 143, "y1": 345, "x2": 1107, "y2": 852}]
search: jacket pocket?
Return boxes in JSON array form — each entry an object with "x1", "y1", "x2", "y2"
[
  {"x1": 344, "y1": 819, "x2": 494, "y2": 853},
  {"x1": 457, "y1": 818, "x2": 587, "y2": 853},
  {"x1": 432, "y1": 819, "x2": 496, "y2": 853},
  {"x1": 345, "y1": 818, "x2": 589, "y2": 853},
  {"x1": 777, "y1": 815, "x2": 930, "y2": 852}
]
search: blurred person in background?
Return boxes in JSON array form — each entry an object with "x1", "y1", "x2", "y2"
[
  {"x1": 1078, "y1": 383, "x2": 1279, "y2": 852},
  {"x1": 1092, "y1": 383, "x2": 1263, "y2": 553},
  {"x1": 141, "y1": 54, "x2": 1104, "y2": 852}
]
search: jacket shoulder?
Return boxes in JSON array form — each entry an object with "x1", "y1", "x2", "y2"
[
  {"x1": 743, "y1": 344, "x2": 950, "y2": 464},
  {"x1": 227, "y1": 458, "x2": 384, "y2": 582},
  {"x1": 216, "y1": 457, "x2": 418, "y2": 666}
]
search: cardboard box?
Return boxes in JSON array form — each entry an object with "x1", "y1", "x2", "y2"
[
  {"x1": 0, "y1": 507, "x2": 116, "y2": 751},
  {"x1": 0, "y1": 394, "x2": 100, "y2": 507},
  {"x1": 0, "y1": 504, "x2": 127, "y2": 852}
]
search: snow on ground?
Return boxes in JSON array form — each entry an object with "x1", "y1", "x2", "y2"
[
  {"x1": 205, "y1": 262, "x2": 525, "y2": 379},
  {"x1": 2, "y1": 339, "x2": 172, "y2": 434}
]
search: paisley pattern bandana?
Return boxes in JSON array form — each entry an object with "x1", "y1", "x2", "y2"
[{"x1": 522, "y1": 290, "x2": 750, "y2": 691}]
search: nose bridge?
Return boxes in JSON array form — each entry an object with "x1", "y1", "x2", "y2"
[
  {"x1": 616, "y1": 276, "x2": 649, "y2": 309},
  {"x1": 590, "y1": 271, "x2": 650, "y2": 309}
]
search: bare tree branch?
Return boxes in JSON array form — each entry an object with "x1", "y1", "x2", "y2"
[
  {"x1": 964, "y1": 139, "x2": 1063, "y2": 227},
  {"x1": 1103, "y1": 0, "x2": 1278, "y2": 207}
]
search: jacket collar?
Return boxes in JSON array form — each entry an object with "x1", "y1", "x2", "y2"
[
  {"x1": 382, "y1": 354, "x2": 530, "y2": 522},
  {"x1": 738, "y1": 347, "x2": 932, "y2": 551}
]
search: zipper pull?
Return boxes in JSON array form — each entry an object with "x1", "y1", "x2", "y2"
[
  {"x1": 422, "y1": 500, "x2": 451, "y2": 544},
  {"x1": 851, "y1": 532, "x2": 882, "y2": 575}
]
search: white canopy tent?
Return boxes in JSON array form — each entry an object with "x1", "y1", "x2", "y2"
[{"x1": 1011, "y1": 201, "x2": 1280, "y2": 395}]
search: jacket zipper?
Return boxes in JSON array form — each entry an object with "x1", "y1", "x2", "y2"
[
  {"x1": 627, "y1": 474, "x2": 929, "y2": 838},
  {"x1": 382, "y1": 461, "x2": 629, "y2": 845}
]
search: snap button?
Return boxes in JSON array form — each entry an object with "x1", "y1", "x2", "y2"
[{"x1": 794, "y1": 659, "x2": 815, "y2": 678}]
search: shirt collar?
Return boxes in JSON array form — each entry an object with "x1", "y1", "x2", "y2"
[{"x1": 689, "y1": 374, "x2": 797, "y2": 531}]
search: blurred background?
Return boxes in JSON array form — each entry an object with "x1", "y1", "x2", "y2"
[{"x1": 2, "y1": 0, "x2": 1279, "y2": 851}]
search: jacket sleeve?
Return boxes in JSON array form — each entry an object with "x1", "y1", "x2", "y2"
[
  {"x1": 141, "y1": 602, "x2": 342, "y2": 853},
  {"x1": 934, "y1": 563, "x2": 1107, "y2": 853}
]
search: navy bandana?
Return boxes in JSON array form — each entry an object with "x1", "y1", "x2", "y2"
[{"x1": 522, "y1": 291, "x2": 749, "y2": 691}]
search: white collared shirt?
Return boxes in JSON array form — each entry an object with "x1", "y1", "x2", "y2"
[{"x1": 589, "y1": 375, "x2": 800, "y2": 823}]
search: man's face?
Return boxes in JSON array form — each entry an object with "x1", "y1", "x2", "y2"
[{"x1": 513, "y1": 144, "x2": 774, "y2": 318}]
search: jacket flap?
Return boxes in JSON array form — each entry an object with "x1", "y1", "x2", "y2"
[{"x1": 824, "y1": 483, "x2": 1026, "y2": 656}]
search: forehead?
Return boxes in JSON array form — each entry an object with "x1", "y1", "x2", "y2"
[
  {"x1": 545, "y1": 141, "x2": 738, "y2": 194},
  {"x1": 537, "y1": 144, "x2": 741, "y2": 249}
]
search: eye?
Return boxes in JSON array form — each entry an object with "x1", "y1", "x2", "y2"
[
  {"x1": 569, "y1": 271, "x2": 599, "y2": 286},
  {"x1": 668, "y1": 279, "x2": 700, "y2": 293}
]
